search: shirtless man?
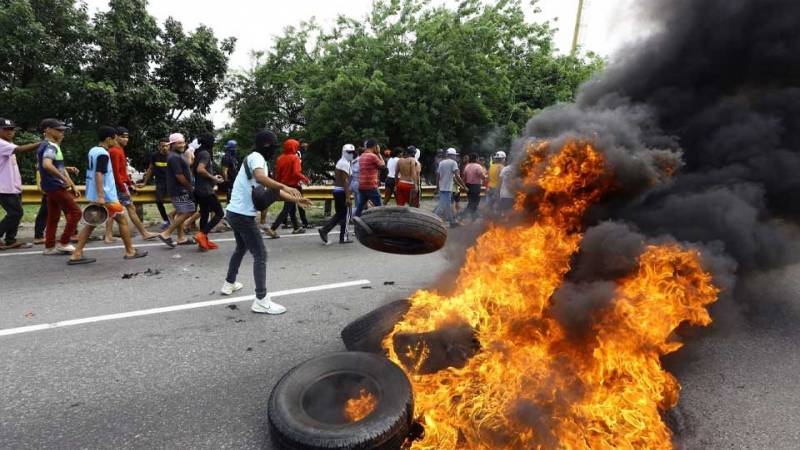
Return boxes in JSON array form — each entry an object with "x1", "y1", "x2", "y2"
[{"x1": 395, "y1": 146, "x2": 421, "y2": 207}]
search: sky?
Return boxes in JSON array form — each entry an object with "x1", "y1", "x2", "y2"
[{"x1": 83, "y1": 0, "x2": 648, "y2": 125}]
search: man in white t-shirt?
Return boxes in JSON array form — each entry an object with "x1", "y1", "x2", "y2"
[
  {"x1": 319, "y1": 144, "x2": 356, "y2": 244},
  {"x1": 383, "y1": 147, "x2": 401, "y2": 205},
  {"x1": 497, "y1": 163, "x2": 516, "y2": 215},
  {"x1": 221, "y1": 130, "x2": 311, "y2": 315}
]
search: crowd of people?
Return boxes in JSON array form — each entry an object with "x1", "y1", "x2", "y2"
[{"x1": 0, "y1": 116, "x2": 514, "y2": 313}]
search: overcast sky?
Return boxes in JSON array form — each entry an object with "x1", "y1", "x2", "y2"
[{"x1": 83, "y1": 0, "x2": 647, "y2": 125}]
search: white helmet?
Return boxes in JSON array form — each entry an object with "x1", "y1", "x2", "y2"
[{"x1": 494, "y1": 151, "x2": 507, "y2": 159}]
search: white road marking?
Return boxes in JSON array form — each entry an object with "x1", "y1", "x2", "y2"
[
  {"x1": 0, "y1": 279, "x2": 370, "y2": 338},
  {"x1": 0, "y1": 231, "x2": 326, "y2": 257}
]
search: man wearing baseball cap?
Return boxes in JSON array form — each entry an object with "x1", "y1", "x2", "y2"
[
  {"x1": 37, "y1": 118, "x2": 82, "y2": 255},
  {"x1": 487, "y1": 151, "x2": 506, "y2": 213},
  {"x1": 435, "y1": 147, "x2": 468, "y2": 228},
  {"x1": 0, "y1": 118, "x2": 43, "y2": 250}
]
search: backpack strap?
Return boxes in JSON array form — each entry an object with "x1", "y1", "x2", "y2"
[{"x1": 243, "y1": 153, "x2": 253, "y2": 180}]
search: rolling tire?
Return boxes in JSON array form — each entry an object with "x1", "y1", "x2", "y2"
[
  {"x1": 341, "y1": 300, "x2": 412, "y2": 353},
  {"x1": 353, "y1": 207, "x2": 447, "y2": 255},
  {"x1": 268, "y1": 352, "x2": 413, "y2": 450}
]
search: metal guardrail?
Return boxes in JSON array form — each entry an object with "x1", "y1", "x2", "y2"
[{"x1": 20, "y1": 185, "x2": 441, "y2": 205}]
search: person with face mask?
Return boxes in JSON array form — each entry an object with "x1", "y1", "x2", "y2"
[
  {"x1": 221, "y1": 130, "x2": 311, "y2": 314},
  {"x1": 318, "y1": 144, "x2": 356, "y2": 244},
  {"x1": 157, "y1": 133, "x2": 196, "y2": 247},
  {"x1": 192, "y1": 132, "x2": 225, "y2": 250}
]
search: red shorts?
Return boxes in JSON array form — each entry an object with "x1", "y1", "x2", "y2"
[
  {"x1": 105, "y1": 202, "x2": 125, "y2": 219},
  {"x1": 395, "y1": 180, "x2": 414, "y2": 206}
]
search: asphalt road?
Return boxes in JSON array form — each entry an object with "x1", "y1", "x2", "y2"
[{"x1": 0, "y1": 225, "x2": 798, "y2": 449}]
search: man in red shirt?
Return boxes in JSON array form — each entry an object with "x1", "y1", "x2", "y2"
[
  {"x1": 269, "y1": 139, "x2": 310, "y2": 235},
  {"x1": 104, "y1": 127, "x2": 157, "y2": 242},
  {"x1": 355, "y1": 139, "x2": 386, "y2": 216}
]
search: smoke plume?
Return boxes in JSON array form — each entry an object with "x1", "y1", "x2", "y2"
[{"x1": 517, "y1": 0, "x2": 800, "y2": 323}]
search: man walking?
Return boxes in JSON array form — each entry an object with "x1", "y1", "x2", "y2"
[
  {"x1": 37, "y1": 119, "x2": 82, "y2": 255},
  {"x1": 354, "y1": 139, "x2": 385, "y2": 216},
  {"x1": 140, "y1": 138, "x2": 171, "y2": 229},
  {"x1": 435, "y1": 148, "x2": 467, "y2": 228},
  {"x1": 0, "y1": 118, "x2": 41, "y2": 250},
  {"x1": 222, "y1": 130, "x2": 310, "y2": 314},
  {"x1": 269, "y1": 139, "x2": 309, "y2": 235},
  {"x1": 487, "y1": 151, "x2": 505, "y2": 212},
  {"x1": 192, "y1": 132, "x2": 225, "y2": 250},
  {"x1": 220, "y1": 140, "x2": 239, "y2": 204},
  {"x1": 105, "y1": 127, "x2": 157, "y2": 242},
  {"x1": 157, "y1": 133, "x2": 195, "y2": 247},
  {"x1": 383, "y1": 147, "x2": 401, "y2": 205},
  {"x1": 69, "y1": 127, "x2": 147, "y2": 265},
  {"x1": 395, "y1": 146, "x2": 421, "y2": 207},
  {"x1": 318, "y1": 144, "x2": 355, "y2": 244},
  {"x1": 460, "y1": 153, "x2": 486, "y2": 221}
]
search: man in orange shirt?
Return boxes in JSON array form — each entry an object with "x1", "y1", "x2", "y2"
[
  {"x1": 104, "y1": 127, "x2": 157, "y2": 242},
  {"x1": 355, "y1": 139, "x2": 386, "y2": 216}
]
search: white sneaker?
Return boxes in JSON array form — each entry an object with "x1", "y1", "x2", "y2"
[
  {"x1": 43, "y1": 247, "x2": 62, "y2": 256},
  {"x1": 55, "y1": 244, "x2": 75, "y2": 253},
  {"x1": 220, "y1": 281, "x2": 244, "y2": 295},
  {"x1": 251, "y1": 297, "x2": 286, "y2": 315}
]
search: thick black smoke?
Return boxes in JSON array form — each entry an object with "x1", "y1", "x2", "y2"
[{"x1": 522, "y1": 0, "x2": 800, "y2": 323}]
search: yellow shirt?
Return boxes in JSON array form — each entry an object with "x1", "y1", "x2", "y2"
[{"x1": 488, "y1": 163, "x2": 504, "y2": 188}]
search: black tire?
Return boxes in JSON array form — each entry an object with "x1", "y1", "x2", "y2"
[
  {"x1": 341, "y1": 300, "x2": 411, "y2": 353},
  {"x1": 268, "y1": 352, "x2": 413, "y2": 450},
  {"x1": 354, "y1": 207, "x2": 447, "y2": 255}
]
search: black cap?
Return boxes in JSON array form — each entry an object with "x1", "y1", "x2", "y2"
[
  {"x1": 0, "y1": 118, "x2": 16, "y2": 129},
  {"x1": 364, "y1": 138, "x2": 378, "y2": 149},
  {"x1": 40, "y1": 118, "x2": 69, "y2": 132},
  {"x1": 116, "y1": 126, "x2": 129, "y2": 136},
  {"x1": 97, "y1": 126, "x2": 118, "y2": 142}
]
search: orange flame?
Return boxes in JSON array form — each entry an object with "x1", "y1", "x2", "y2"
[
  {"x1": 344, "y1": 388, "x2": 378, "y2": 423},
  {"x1": 386, "y1": 140, "x2": 719, "y2": 449}
]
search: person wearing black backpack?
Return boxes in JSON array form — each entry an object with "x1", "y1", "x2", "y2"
[{"x1": 221, "y1": 130, "x2": 311, "y2": 315}]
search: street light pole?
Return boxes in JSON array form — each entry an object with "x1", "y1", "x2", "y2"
[{"x1": 571, "y1": 0, "x2": 586, "y2": 55}]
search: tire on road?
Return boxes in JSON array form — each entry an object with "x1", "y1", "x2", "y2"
[
  {"x1": 353, "y1": 206, "x2": 447, "y2": 255},
  {"x1": 341, "y1": 300, "x2": 411, "y2": 353},
  {"x1": 268, "y1": 352, "x2": 414, "y2": 450}
]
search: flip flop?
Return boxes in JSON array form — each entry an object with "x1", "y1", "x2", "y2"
[
  {"x1": 68, "y1": 257, "x2": 97, "y2": 265},
  {"x1": 158, "y1": 235, "x2": 176, "y2": 248},
  {"x1": 2, "y1": 242, "x2": 27, "y2": 250},
  {"x1": 143, "y1": 234, "x2": 159, "y2": 241},
  {"x1": 177, "y1": 238, "x2": 197, "y2": 246},
  {"x1": 124, "y1": 249, "x2": 148, "y2": 260}
]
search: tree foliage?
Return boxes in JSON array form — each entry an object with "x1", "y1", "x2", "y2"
[
  {"x1": 228, "y1": 0, "x2": 603, "y2": 179},
  {"x1": 0, "y1": 0, "x2": 235, "y2": 180}
]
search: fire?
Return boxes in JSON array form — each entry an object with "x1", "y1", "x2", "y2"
[
  {"x1": 385, "y1": 140, "x2": 719, "y2": 449},
  {"x1": 344, "y1": 388, "x2": 378, "y2": 422}
]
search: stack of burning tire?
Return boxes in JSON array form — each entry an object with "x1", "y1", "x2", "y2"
[{"x1": 268, "y1": 207, "x2": 448, "y2": 449}]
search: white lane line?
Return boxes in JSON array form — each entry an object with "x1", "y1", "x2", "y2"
[
  {"x1": 0, "y1": 232, "x2": 323, "y2": 257},
  {"x1": 0, "y1": 279, "x2": 370, "y2": 338}
]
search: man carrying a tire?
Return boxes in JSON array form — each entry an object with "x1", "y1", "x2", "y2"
[
  {"x1": 318, "y1": 144, "x2": 355, "y2": 244},
  {"x1": 435, "y1": 148, "x2": 468, "y2": 228},
  {"x1": 354, "y1": 139, "x2": 385, "y2": 217}
]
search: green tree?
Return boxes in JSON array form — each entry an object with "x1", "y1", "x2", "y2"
[{"x1": 228, "y1": 0, "x2": 602, "y2": 180}]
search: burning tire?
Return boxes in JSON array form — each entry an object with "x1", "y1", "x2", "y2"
[
  {"x1": 353, "y1": 206, "x2": 447, "y2": 255},
  {"x1": 268, "y1": 352, "x2": 414, "y2": 450},
  {"x1": 341, "y1": 300, "x2": 411, "y2": 353}
]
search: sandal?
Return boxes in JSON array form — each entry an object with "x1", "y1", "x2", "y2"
[
  {"x1": 124, "y1": 249, "x2": 148, "y2": 260},
  {"x1": 177, "y1": 238, "x2": 197, "y2": 246},
  {"x1": 68, "y1": 256, "x2": 97, "y2": 265},
  {"x1": 158, "y1": 235, "x2": 177, "y2": 248}
]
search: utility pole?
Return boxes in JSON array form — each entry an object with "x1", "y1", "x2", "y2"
[{"x1": 571, "y1": 0, "x2": 586, "y2": 55}]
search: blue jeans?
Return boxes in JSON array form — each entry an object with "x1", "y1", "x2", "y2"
[
  {"x1": 436, "y1": 191, "x2": 455, "y2": 224},
  {"x1": 355, "y1": 189, "x2": 381, "y2": 216},
  {"x1": 226, "y1": 211, "x2": 268, "y2": 300}
]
